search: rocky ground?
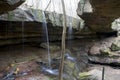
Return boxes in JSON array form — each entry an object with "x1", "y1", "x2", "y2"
[
  {"x1": 0, "y1": 37, "x2": 120, "y2": 80},
  {"x1": 88, "y1": 65, "x2": 120, "y2": 80}
]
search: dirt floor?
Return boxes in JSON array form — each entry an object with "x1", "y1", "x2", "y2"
[{"x1": 0, "y1": 44, "x2": 60, "y2": 79}]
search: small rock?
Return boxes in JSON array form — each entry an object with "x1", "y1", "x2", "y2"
[
  {"x1": 99, "y1": 48, "x2": 111, "y2": 56},
  {"x1": 110, "y1": 43, "x2": 120, "y2": 51},
  {"x1": 64, "y1": 59, "x2": 79, "y2": 80},
  {"x1": 0, "y1": 73, "x2": 3, "y2": 78},
  {"x1": 110, "y1": 36, "x2": 120, "y2": 51},
  {"x1": 89, "y1": 37, "x2": 118, "y2": 55},
  {"x1": 88, "y1": 56, "x2": 120, "y2": 67},
  {"x1": 79, "y1": 69, "x2": 104, "y2": 80},
  {"x1": 40, "y1": 43, "x2": 60, "y2": 51},
  {"x1": 89, "y1": 46, "x2": 100, "y2": 55}
]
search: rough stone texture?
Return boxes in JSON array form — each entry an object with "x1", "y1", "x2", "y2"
[
  {"x1": 110, "y1": 37, "x2": 120, "y2": 51},
  {"x1": 89, "y1": 56, "x2": 120, "y2": 67},
  {"x1": 0, "y1": 7, "x2": 82, "y2": 45},
  {"x1": 89, "y1": 65, "x2": 120, "y2": 80},
  {"x1": 0, "y1": 0, "x2": 25, "y2": 14},
  {"x1": 40, "y1": 43, "x2": 60, "y2": 52},
  {"x1": 77, "y1": 0, "x2": 120, "y2": 32},
  {"x1": 88, "y1": 37, "x2": 120, "y2": 55},
  {"x1": 79, "y1": 69, "x2": 103, "y2": 80},
  {"x1": 0, "y1": 19, "x2": 83, "y2": 45},
  {"x1": 89, "y1": 37, "x2": 115, "y2": 55},
  {"x1": 110, "y1": 43, "x2": 120, "y2": 51},
  {"x1": 0, "y1": 8, "x2": 81, "y2": 29},
  {"x1": 89, "y1": 36, "x2": 120, "y2": 67}
]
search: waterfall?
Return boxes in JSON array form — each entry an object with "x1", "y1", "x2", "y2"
[
  {"x1": 68, "y1": 17, "x2": 73, "y2": 49},
  {"x1": 22, "y1": 21, "x2": 25, "y2": 54},
  {"x1": 42, "y1": 11, "x2": 51, "y2": 67}
]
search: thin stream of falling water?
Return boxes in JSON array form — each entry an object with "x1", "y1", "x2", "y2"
[
  {"x1": 22, "y1": 21, "x2": 25, "y2": 54},
  {"x1": 68, "y1": 17, "x2": 73, "y2": 49},
  {"x1": 67, "y1": 0, "x2": 73, "y2": 49},
  {"x1": 42, "y1": 11, "x2": 51, "y2": 67}
]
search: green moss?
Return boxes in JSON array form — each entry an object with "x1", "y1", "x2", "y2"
[
  {"x1": 110, "y1": 43, "x2": 120, "y2": 51},
  {"x1": 7, "y1": 12, "x2": 13, "y2": 20},
  {"x1": 65, "y1": 60, "x2": 75, "y2": 68},
  {"x1": 99, "y1": 48, "x2": 111, "y2": 56},
  {"x1": 79, "y1": 72, "x2": 91, "y2": 80}
]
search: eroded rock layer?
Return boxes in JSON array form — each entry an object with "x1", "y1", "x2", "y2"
[{"x1": 77, "y1": 0, "x2": 120, "y2": 32}]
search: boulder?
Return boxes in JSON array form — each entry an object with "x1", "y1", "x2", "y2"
[
  {"x1": 88, "y1": 37, "x2": 120, "y2": 67},
  {"x1": 89, "y1": 56, "x2": 120, "y2": 67},
  {"x1": 110, "y1": 37, "x2": 120, "y2": 51},
  {"x1": 64, "y1": 59, "x2": 79, "y2": 80},
  {"x1": 89, "y1": 37, "x2": 120, "y2": 67},
  {"x1": 64, "y1": 51, "x2": 88, "y2": 80},
  {"x1": 99, "y1": 48, "x2": 111, "y2": 56},
  {"x1": 110, "y1": 43, "x2": 120, "y2": 51},
  {"x1": 79, "y1": 69, "x2": 104, "y2": 80},
  {"x1": 40, "y1": 43, "x2": 60, "y2": 52},
  {"x1": 0, "y1": 0, "x2": 25, "y2": 14},
  {"x1": 77, "y1": 0, "x2": 120, "y2": 32},
  {"x1": 89, "y1": 37, "x2": 118, "y2": 55}
]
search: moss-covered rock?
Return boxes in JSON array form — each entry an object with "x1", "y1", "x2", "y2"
[
  {"x1": 110, "y1": 37, "x2": 120, "y2": 51},
  {"x1": 79, "y1": 72, "x2": 91, "y2": 80},
  {"x1": 64, "y1": 59, "x2": 79, "y2": 80},
  {"x1": 110, "y1": 43, "x2": 120, "y2": 51},
  {"x1": 40, "y1": 43, "x2": 60, "y2": 52},
  {"x1": 99, "y1": 48, "x2": 111, "y2": 56},
  {"x1": 79, "y1": 69, "x2": 103, "y2": 80}
]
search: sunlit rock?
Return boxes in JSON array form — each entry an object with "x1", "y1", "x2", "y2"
[{"x1": 0, "y1": 8, "x2": 81, "y2": 29}]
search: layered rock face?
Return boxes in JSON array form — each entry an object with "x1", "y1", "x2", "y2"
[
  {"x1": 0, "y1": 8, "x2": 81, "y2": 29},
  {"x1": 0, "y1": 4, "x2": 82, "y2": 45},
  {"x1": 0, "y1": 0, "x2": 25, "y2": 14},
  {"x1": 77, "y1": 0, "x2": 120, "y2": 32}
]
